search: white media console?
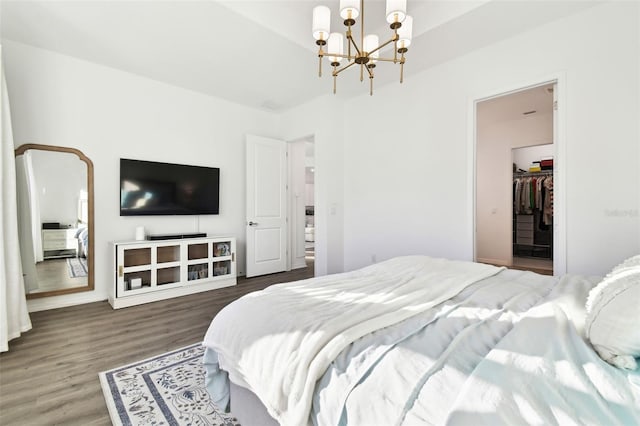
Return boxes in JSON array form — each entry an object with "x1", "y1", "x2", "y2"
[{"x1": 109, "y1": 236, "x2": 236, "y2": 309}]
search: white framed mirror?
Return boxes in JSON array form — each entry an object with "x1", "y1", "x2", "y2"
[{"x1": 14, "y1": 144, "x2": 94, "y2": 298}]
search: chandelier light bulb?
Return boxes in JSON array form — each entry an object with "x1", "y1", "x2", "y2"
[
  {"x1": 340, "y1": 0, "x2": 360, "y2": 21},
  {"x1": 385, "y1": 0, "x2": 407, "y2": 25},
  {"x1": 312, "y1": 5, "x2": 331, "y2": 41}
]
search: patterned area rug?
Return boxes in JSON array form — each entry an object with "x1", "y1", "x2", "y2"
[
  {"x1": 99, "y1": 343, "x2": 239, "y2": 426},
  {"x1": 67, "y1": 257, "x2": 88, "y2": 278}
]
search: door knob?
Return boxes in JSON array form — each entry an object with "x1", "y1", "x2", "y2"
[{"x1": 248, "y1": 221, "x2": 259, "y2": 226}]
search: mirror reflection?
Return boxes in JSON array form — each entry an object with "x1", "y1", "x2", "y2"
[{"x1": 14, "y1": 144, "x2": 94, "y2": 298}]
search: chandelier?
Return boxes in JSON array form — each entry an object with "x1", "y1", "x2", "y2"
[{"x1": 312, "y1": 0, "x2": 413, "y2": 95}]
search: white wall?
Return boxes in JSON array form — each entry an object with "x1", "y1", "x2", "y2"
[
  {"x1": 342, "y1": 2, "x2": 640, "y2": 275},
  {"x1": 3, "y1": 41, "x2": 279, "y2": 311},
  {"x1": 476, "y1": 111, "x2": 552, "y2": 266}
]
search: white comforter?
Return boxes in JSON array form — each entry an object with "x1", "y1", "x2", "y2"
[
  {"x1": 446, "y1": 274, "x2": 640, "y2": 425},
  {"x1": 312, "y1": 272, "x2": 640, "y2": 426},
  {"x1": 312, "y1": 266, "x2": 558, "y2": 425},
  {"x1": 202, "y1": 256, "x2": 503, "y2": 426}
]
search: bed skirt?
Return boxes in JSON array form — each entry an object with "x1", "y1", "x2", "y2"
[{"x1": 230, "y1": 381, "x2": 279, "y2": 426}]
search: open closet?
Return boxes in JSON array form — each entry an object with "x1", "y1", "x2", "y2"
[{"x1": 512, "y1": 145, "x2": 554, "y2": 271}]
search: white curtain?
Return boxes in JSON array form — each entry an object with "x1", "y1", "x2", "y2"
[
  {"x1": 1, "y1": 47, "x2": 32, "y2": 352},
  {"x1": 23, "y1": 151, "x2": 43, "y2": 262},
  {"x1": 15, "y1": 154, "x2": 39, "y2": 292}
]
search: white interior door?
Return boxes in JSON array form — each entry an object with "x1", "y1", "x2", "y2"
[{"x1": 246, "y1": 135, "x2": 287, "y2": 277}]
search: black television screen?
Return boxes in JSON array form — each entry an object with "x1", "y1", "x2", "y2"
[{"x1": 120, "y1": 159, "x2": 220, "y2": 216}]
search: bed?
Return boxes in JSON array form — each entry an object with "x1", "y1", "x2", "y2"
[
  {"x1": 202, "y1": 255, "x2": 640, "y2": 426},
  {"x1": 75, "y1": 225, "x2": 89, "y2": 258}
]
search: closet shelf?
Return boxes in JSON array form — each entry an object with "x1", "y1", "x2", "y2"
[{"x1": 513, "y1": 170, "x2": 553, "y2": 178}]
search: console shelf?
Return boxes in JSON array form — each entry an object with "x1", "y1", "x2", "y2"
[{"x1": 109, "y1": 236, "x2": 236, "y2": 309}]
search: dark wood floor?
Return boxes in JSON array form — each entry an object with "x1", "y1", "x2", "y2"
[{"x1": 0, "y1": 263, "x2": 314, "y2": 425}]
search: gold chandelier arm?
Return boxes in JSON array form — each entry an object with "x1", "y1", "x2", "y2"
[
  {"x1": 347, "y1": 35, "x2": 362, "y2": 57},
  {"x1": 327, "y1": 53, "x2": 356, "y2": 61},
  {"x1": 360, "y1": 0, "x2": 365, "y2": 56},
  {"x1": 370, "y1": 56, "x2": 403, "y2": 63},
  {"x1": 332, "y1": 60, "x2": 358, "y2": 76},
  {"x1": 394, "y1": 28, "x2": 398, "y2": 63}
]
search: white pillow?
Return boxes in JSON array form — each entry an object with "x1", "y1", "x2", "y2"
[
  {"x1": 584, "y1": 257, "x2": 640, "y2": 370},
  {"x1": 613, "y1": 254, "x2": 640, "y2": 272}
]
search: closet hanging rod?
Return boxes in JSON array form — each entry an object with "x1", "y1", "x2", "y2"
[{"x1": 513, "y1": 170, "x2": 553, "y2": 178}]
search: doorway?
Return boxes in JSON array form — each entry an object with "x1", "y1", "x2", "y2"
[
  {"x1": 286, "y1": 136, "x2": 315, "y2": 272},
  {"x1": 304, "y1": 141, "x2": 315, "y2": 263},
  {"x1": 475, "y1": 81, "x2": 560, "y2": 275}
]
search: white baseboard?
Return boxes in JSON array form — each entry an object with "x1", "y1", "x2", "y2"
[{"x1": 27, "y1": 292, "x2": 108, "y2": 312}]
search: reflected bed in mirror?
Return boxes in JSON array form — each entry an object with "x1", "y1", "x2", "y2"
[{"x1": 14, "y1": 144, "x2": 94, "y2": 298}]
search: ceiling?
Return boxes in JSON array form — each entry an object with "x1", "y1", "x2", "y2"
[
  {"x1": 478, "y1": 82, "x2": 554, "y2": 125},
  {"x1": 0, "y1": 1, "x2": 599, "y2": 112}
]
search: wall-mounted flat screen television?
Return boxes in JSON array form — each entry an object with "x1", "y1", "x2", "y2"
[{"x1": 120, "y1": 159, "x2": 220, "y2": 216}]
